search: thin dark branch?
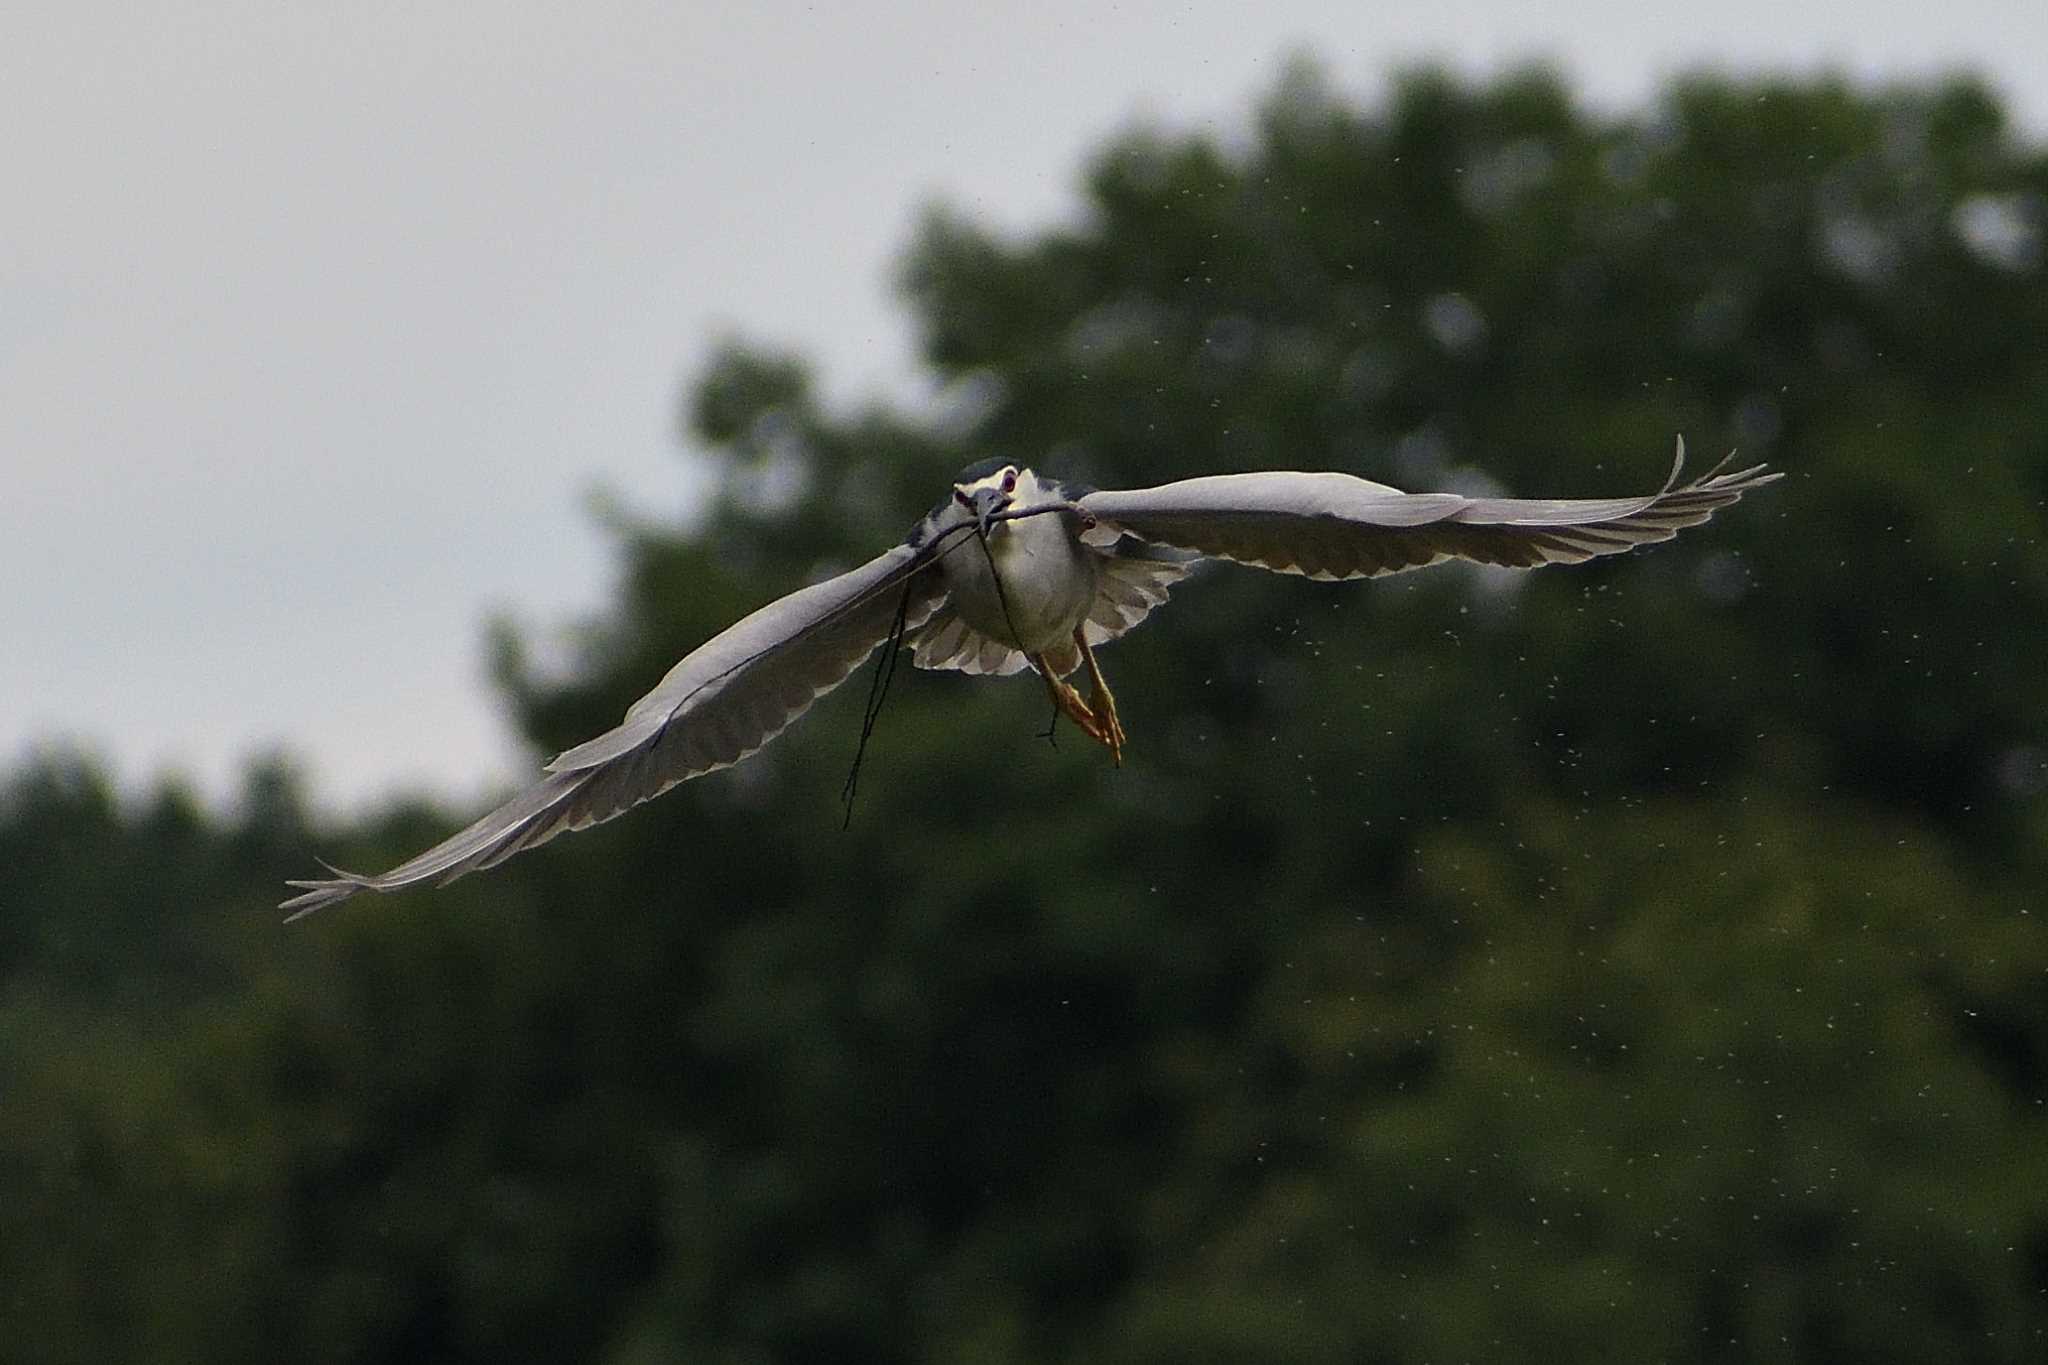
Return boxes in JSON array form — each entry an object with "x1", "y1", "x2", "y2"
[{"x1": 840, "y1": 574, "x2": 917, "y2": 826}]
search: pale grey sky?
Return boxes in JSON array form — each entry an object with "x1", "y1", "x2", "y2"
[{"x1": 4, "y1": 1, "x2": 2044, "y2": 815}]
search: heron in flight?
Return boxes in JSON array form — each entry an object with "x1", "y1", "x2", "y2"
[{"x1": 283, "y1": 441, "x2": 1777, "y2": 917}]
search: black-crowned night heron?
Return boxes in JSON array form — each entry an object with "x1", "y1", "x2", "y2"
[{"x1": 283, "y1": 441, "x2": 1777, "y2": 917}]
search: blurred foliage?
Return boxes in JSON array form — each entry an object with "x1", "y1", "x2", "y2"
[{"x1": 5, "y1": 64, "x2": 2047, "y2": 1363}]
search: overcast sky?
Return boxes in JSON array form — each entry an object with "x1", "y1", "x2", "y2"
[{"x1": 5, "y1": 1, "x2": 2044, "y2": 817}]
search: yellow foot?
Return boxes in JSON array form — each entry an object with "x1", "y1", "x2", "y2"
[
  {"x1": 1072, "y1": 629, "x2": 1125, "y2": 767},
  {"x1": 1092, "y1": 689, "x2": 1125, "y2": 765},
  {"x1": 1036, "y1": 655, "x2": 1121, "y2": 762}
]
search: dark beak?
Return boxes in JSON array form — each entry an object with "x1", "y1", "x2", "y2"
[{"x1": 968, "y1": 486, "x2": 1011, "y2": 536}]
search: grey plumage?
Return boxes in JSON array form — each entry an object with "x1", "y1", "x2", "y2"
[
  {"x1": 283, "y1": 439, "x2": 1778, "y2": 917},
  {"x1": 1077, "y1": 442, "x2": 1776, "y2": 580},
  {"x1": 283, "y1": 542, "x2": 952, "y2": 918}
]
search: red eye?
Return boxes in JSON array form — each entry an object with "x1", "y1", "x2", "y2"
[
  {"x1": 955, "y1": 489, "x2": 971, "y2": 507},
  {"x1": 1001, "y1": 469, "x2": 1017, "y2": 493}
]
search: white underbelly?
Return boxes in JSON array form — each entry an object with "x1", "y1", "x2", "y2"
[{"x1": 938, "y1": 515, "x2": 1099, "y2": 654}]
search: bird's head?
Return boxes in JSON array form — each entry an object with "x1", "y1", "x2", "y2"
[{"x1": 951, "y1": 459, "x2": 1024, "y2": 536}]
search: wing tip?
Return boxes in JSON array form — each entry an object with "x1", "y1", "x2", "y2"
[
  {"x1": 279, "y1": 858, "x2": 379, "y2": 921},
  {"x1": 279, "y1": 884, "x2": 361, "y2": 921},
  {"x1": 1661, "y1": 435, "x2": 1783, "y2": 502}
]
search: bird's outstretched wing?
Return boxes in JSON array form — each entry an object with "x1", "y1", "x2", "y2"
[
  {"x1": 1076, "y1": 440, "x2": 1780, "y2": 580},
  {"x1": 281, "y1": 542, "x2": 949, "y2": 918}
]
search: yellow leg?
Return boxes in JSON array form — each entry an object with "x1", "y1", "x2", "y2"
[
  {"x1": 1035, "y1": 654, "x2": 1108, "y2": 748},
  {"x1": 1072, "y1": 628, "x2": 1125, "y2": 767}
]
